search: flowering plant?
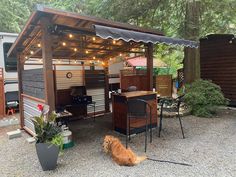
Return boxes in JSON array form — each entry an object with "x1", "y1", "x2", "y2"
[{"x1": 32, "y1": 104, "x2": 63, "y2": 150}]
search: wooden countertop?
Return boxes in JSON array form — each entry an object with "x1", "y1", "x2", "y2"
[{"x1": 114, "y1": 91, "x2": 156, "y2": 98}]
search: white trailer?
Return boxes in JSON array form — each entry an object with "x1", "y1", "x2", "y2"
[{"x1": 0, "y1": 32, "x2": 18, "y2": 113}]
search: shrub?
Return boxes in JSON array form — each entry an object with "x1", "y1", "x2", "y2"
[{"x1": 180, "y1": 79, "x2": 228, "y2": 117}]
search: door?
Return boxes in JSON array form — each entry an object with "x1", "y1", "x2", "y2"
[{"x1": 0, "y1": 68, "x2": 5, "y2": 118}]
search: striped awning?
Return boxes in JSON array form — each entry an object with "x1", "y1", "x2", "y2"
[{"x1": 95, "y1": 25, "x2": 198, "y2": 48}]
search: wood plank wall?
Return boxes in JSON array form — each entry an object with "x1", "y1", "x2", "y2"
[
  {"x1": 155, "y1": 75, "x2": 172, "y2": 97},
  {"x1": 23, "y1": 96, "x2": 45, "y2": 135},
  {"x1": 85, "y1": 70, "x2": 106, "y2": 113},
  {"x1": 0, "y1": 68, "x2": 5, "y2": 118},
  {"x1": 200, "y1": 35, "x2": 236, "y2": 104},
  {"x1": 55, "y1": 70, "x2": 84, "y2": 90},
  {"x1": 22, "y1": 69, "x2": 45, "y2": 99},
  {"x1": 120, "y1": 75, "x2": 148, "y2": 91}
]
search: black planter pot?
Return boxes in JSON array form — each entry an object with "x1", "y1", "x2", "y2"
[{"x1": 35, "y1": 143, "x2": 59, "y2": 171}]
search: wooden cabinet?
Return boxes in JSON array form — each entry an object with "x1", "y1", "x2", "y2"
[{"x1": 112, "y1": 91, "x2": 158, "y2": 135}]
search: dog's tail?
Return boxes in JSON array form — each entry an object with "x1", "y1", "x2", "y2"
[{"x1": 134, "y1": 155, "x2": 147, "y2": 165}]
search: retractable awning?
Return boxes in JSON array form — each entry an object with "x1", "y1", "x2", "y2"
[{"x1": 95, "y1": 25, "x2": 198, "y2": 48}]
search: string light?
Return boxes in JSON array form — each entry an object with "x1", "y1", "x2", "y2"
[
  {"x1": 97, "y1": 59, "x2": 100, "y2": 63},
  {"x1": 37, "y1": 43, "x2": 41, "y2": 47},
  {"x1": 93, "y1": 56, "x2": 96, "y2": 60},
  {"x1": 30, "y1": 51, "x2": 34, "y2": 55},
  {"x1": 25, "y1": 56, "x2": 28, "y2": 59},
  {"x1": 92, "y1": 37, "x2": 96, "y2": 41},
  {"x1": 74, "y1": 48, "x2": 77, "y2": 52},
  {"x1": 89, "y1": 60, "x2": 92, "y2": 64},
  {"x1": 109, "y1": 58, "x2": 112, "y2": 61},
  {"x1": 74, "y1": 60, "x2": 77, "y2": 64},
  {"x1": 62, "y1": 42, "x2": 66, "y2": 46},
  {"x1": 69, "y1": 34, "x2": 73, "y2": 38},
  {"x1": 113, "y1": 40, "x2": 116, "y2": 44},
  {"x1": 85, "y1": 50, "x2": 89, "y2": 54},
  {"x1": 119, "y1": 53, "x2": 122, "y2": 56}
]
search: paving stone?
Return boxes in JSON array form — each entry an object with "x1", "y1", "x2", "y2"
[
  {"x1": 6, "y1": 129, "x2": 22, "y2": 139},
  {"x1": 26, "y1": 137, "x2": 36, "y2": 144}
]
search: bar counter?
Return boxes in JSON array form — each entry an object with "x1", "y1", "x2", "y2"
[{"x1": 112, "y1": 91, "x2": 158, "y2": 135}]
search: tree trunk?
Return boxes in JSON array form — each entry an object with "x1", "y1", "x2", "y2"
[{"x1": 184, "y1": 0, "x2": 201, "y2": 84}]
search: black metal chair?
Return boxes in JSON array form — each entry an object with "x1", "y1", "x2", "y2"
[
  {"x1": 126, "y1": 99, "x2": 152, "y2": 152},
  {"x1": 158, "y1": 95, "x2": 185, "y2": 139}
]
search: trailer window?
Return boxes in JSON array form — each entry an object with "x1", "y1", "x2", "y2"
[{"x1": 3, "y1": 43, "x2": 17, "y2": 72}]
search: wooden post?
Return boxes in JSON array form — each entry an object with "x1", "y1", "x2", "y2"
[
  {"x1": 104, "y1": 62, "x2": 110, "y2": 112},
  {"x1": 41, "y1": 17, "x2": 55, "y2": 111},
  {"x1": 17, "y1": 56, "x2": 24, "y2": 128},
  {"x1": 0, "y1": 68, "x2": 5, "y2": 118},
  {"x1": 146, "y1": 43, "x2": 154, "y2": 91}
]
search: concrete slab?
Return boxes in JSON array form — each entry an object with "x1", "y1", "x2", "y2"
[
  {"x1": 0, "y1": 117, "x2": 19, "y2": 127},
  {"x1": 7, "y1": 129, "x2": 22, "y2": 139},
  {"x1": 26, "y1": 137, "x2": 36, "y2": 144}
]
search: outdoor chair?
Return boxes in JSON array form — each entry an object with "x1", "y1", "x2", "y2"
[
  {"x1": 126, "y1": 99, "x2": 152, "y2": 152},
  {"x1": 158, "y1": 95, "x2": 185, "y2": 139}
]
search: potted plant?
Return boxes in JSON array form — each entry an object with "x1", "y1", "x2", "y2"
[{"x1": 32, "y1": 104, "x2": 63, "y2": 171}]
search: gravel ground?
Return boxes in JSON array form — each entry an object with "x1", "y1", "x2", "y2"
[{"x1": 0, "y1": 109, "x2": 235, "y2": 177}]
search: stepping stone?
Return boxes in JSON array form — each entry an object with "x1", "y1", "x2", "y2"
[
  {"x1": 26, "y1": 137, "x2": 36, "y2": 144},
  {"x1": 7, "y1": 129, "x2": 22, "y2": 139}
]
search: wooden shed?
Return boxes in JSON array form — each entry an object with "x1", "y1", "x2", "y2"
[
  {"x1": 200, "y1": 34, "x2": 236, "y2": 105},
  {"x1": 8, "y1": 5, "x2": 197, "y2": 135}
]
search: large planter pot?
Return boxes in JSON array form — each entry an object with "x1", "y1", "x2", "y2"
[{"x1": 35, "y1": 143, "x2": 59, "y2": 171}]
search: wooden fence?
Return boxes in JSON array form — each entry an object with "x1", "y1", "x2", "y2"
[{"x1": 155, "y1": 75, "x2": 172, "y2": 97}]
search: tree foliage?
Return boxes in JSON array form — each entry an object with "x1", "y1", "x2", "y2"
[{"x1": 0, "y1": 0, "x2": 235, "y2": 75}]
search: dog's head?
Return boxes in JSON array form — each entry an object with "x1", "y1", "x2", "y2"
[{"x1": 103, "y1": 135, "x2": 115, "y2": 153}]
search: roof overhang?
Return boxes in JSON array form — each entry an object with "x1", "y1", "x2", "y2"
[
  {"x1": 95, "y1": 25, "x2": 198, "y2": 48},
  {"x1": 8, "y1": 5, "x2": 163, "y2": 59},
  {"x1": 126, "y1": 56, "x2": 167, "y2": 68}
]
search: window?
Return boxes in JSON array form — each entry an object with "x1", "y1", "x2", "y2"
[{"x1": 3, "y1": 43, "x2": 17, "y2": 72}]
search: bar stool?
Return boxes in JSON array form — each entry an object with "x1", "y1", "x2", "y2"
[
  {"x1": 7, "y1": 108, "x2": 15, "y2": 115},
  {"x1": 158, "y1": 95, "x2": 185, "y2": 138},
  {"x1": 126, "y1": 99, "x2": 152, "y2": 152}
]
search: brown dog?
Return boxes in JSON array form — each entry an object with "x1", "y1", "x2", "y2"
[{"x1": 103, "y1": 135, "x2": 147, "y2": 166}]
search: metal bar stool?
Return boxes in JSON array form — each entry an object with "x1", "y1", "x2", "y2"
[
  {"x1": 159, "y1": 95, "x2": 185, "y2": 138},
  {"x1": 126, "y1": 99, "x2": 152, "y2": 152}
]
